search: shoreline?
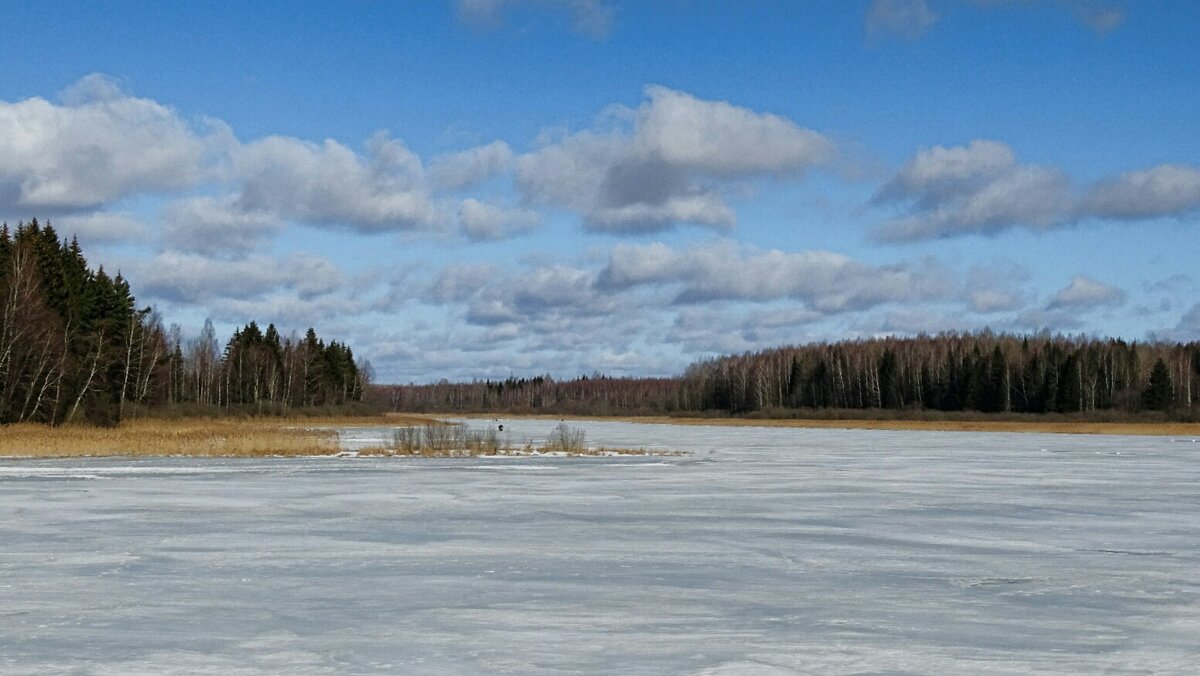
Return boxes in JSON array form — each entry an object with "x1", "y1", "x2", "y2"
[
  {"x1": 450, "y1": 413, "x2": 1200, "y2": 437},
  {"x1": 0, "y1": 415, "x2": 438, "y2": 460},
  {"x1": 5, "y1": 412, "x2": 1198, "y2": 459}
]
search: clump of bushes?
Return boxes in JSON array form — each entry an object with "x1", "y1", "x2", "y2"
[
  {"x1": 359, "y1": 421, "x2": 664, "y2": 457},
  {"x1": 544, "y1": 421, "x2": 586, "y2": 454},
  {"x1": 387, "y1": 423, "x2": 503, "y2": 456}
]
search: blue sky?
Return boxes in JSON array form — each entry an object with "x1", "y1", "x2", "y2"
[{"x1": 2, "y1": 0, "x2": 1198, "y2": 382}]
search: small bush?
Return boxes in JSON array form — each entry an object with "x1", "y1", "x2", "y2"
[
  {"x1": 379, "y1": 421, "x2": 667, "y2": 457},
  {"x1": 389, "y1": 423, "x2": 507, "y2": 456},
  {"x1": 545, "y1": 422, "x2": 586, "y2": 454}
]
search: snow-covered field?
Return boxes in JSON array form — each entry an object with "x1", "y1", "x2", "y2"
[{"x1": 3, "y1": 419, "x2": 1199, "y2": 674}]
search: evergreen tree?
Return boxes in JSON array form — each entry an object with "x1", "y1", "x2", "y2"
[{"x1": 1143, "y1": 358, "x2": 1174, "y2": 411}]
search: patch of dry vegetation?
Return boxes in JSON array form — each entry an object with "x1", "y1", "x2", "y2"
[
  {"x1": 355, "y1": 422, "x2": 673, "y2": 457},
  {"x1": 0, "y1": 417, "x2": 675, "y2": 459},
  {"x1": 0, "y1": 418, "x2": 344, "y2": 458}
]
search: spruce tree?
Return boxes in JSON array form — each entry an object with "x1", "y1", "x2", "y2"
[{"x1": 1143, "y1": 359, "x2": 1174, "y2": 411}]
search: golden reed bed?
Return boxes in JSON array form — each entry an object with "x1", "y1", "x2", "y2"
[{"x1": 0, "y1": 414, "x2": 442, "y2": 459}]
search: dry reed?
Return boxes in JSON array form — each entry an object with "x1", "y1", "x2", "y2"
[
  {"x1": 352, "y1": 422, "x2": 670, "y2": 457},
  {"x1": 0, "y1": 418, "x2": 343, "y2": 458}
]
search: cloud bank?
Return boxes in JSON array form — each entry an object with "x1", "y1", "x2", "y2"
[
  {"x1": 874, "y1": 140, "x2": 1200, "y2": 241},
  {"x1": 516, "y1": 85, "x2": 836, "y2": 233}
]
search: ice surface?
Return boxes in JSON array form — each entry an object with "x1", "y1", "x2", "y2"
[{"x1": 2, "y1": 419, "x2": 1199, "y2": 674}]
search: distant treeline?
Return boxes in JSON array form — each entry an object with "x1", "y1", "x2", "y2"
[
  {"x1": 376, "y1": 332, "x2": 1198, "y2": 418},
  {"x1": 374, "y1": 374, "x2": 682, "y2": 415},
  {"x1": 1, "y1": 219, "x2": 366, "y2": 426}
]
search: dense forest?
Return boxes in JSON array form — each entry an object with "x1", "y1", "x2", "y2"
[
  {"x1": 0, "y1": 219, "x2": 366, "y2": 426},
  {"x1": 377, "y1": 333, "x2": 1199, "y2": 419}
]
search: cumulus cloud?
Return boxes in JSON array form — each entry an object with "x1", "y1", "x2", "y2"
[
  {"x1": 426, "y1": 263, "x2": 501, "y2": 303},
  {"x1": 633, "y1": 86, "x2": 834, "y2": 175},
  {"x1": 132, "y1": 251, "x2": 343, "y2": 304},
  {"x1": 0, "y1": 75, "x2": 448, "y2": 237},
  {"x1": 425, "y1": 259, "x2": 615, "y2": 328},
  {"x1": 516, "y1": 86, "x2": 835, "y2": 233},
  {"x1": 0, "y1": 74, "x2": 213, "y2": 212},
  {"x1": 429, "y1": 140, "x2": 514, "y2": 191},
  {"x1": 162, "y1": 196, "x2": 283, "y2": 256},
  {"x1": 478, "y1": 265, "x2": 613, "y2": 324},
  {"x1": 1080, "y1": 164, "x2": 1200, "y2": 220},
  {"x1": 873, "y1": 140, "x2": 1071, "y2": 241},
  {"x1": 455, "y1": 0, "x2": 615, "y2": 38},
  {"x1": 597, "y1": 241, "x2": 952, "y2": 311},
  {"x1": 403, "y1": 255, "x2": 679, "y2": 379},
  {"x1": 233, "y1": 132, "x2": 434, "y2": 232},
  {"x1": 458, "y1": 198, "x2": 539, "y2": 240},
  {"x1": 874, "y1": 139, "x2": 1200, "y2": 241},
  {"x1": 53, "y1": 211, "x2": 147, "y2": 244},
  {"x1": 1046, "y1": 274, "x2": 1126, "y2": 310},
  {"x1": 866, "y1": 0, "x2": 939, "y2": 40}
]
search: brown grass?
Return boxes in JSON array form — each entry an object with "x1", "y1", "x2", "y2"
[
  {"x1": 0, "y1": 418, "x2": 347, "y2": 458},
  {"x1": 455, "y1": 413, "x2": 1200, "y2": 437}
]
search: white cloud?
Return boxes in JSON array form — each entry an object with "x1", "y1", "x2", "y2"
[
  {"x1": 458, "y1": 198, "x2": 539, "y2": 240},
  {"x1": 875, "y1": 139, "x2": 1017, "y2": 204},
  {"x1": 426, "y1": 263, "x2": 501, "y2": 303},
  {"x1": 516, "y1": 86, "x2": 835, "y2": 233},
  {"x1": 463, "y1": 264, "x2": 613, "y2": 325},
  {"x1": 633, "y1": 85, "x2": 835, "y2": 175},
  {"x1": 53, "y1": 211, "x2": 147, "y2": 244},
  {"x1": 425, "y1": 257, "x2": 633, "y2": 342},
  {"x1": 598, "y1": 241, "x2": 952, "y2": 312},
  {"x1": 1080, "y1": 164, "x2": 1200, "y2": 220},
  {"x1": 233, "y1": 132, "x2": 434, "y2": 232},
  {"x1": 132, "y1": 251, "x2": 343, "y2": 304},
  {"x1": 0, "y1": 74, "x2": 212, "y2": 211},
  {"x1": 0, "y1": 75, "x2": 452, "y2": 237},
  {"x1": 429, "y1": 140, "x2": 514, "y2": 191},
  {"x1": 1046, "y1": 275, "x2": 1126, "y2": 310},
  {"x1": 874, "y1": 139, "x2": 1200, "y2": 242},
  {"x1": 162, "y1": 196, "x2": 283, "y2": 256},
  {"x1": 873, "y1": 140, "x2": 1071, "y2": 241}
]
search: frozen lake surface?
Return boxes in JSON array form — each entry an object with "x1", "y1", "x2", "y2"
[{"x1": 3, "y1": 420, "x2": 1199, "y2": 674}]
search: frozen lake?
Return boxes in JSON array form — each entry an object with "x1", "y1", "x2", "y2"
[{"x1": 3, "y1": 420, "x2": 1199, "y2": 674}]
